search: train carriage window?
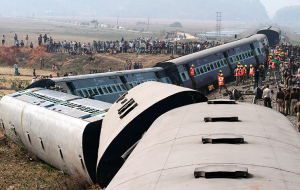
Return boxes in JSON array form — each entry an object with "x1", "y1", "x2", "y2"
[
  {"x1": 137, "y1": 81, "x2": 141, "y2": 85},
  {"x1": 97, "y1": 87, "x2": 104, "y2": 95},
  {"x1": 239, "y1": 54, "x2": 242, "y2": 60},
  {"x1": 210, "y1": 63, "x2": 214, "y2": 70},
  {"x1": 82, "y1": 89, "x2": 89, "y2": 97},
  {"x1": 181, "y1": 73, "x2": 187, "y2": 80},
  {"x1": 236, "y1": 55, "x2": 239, "y2": 61},
  {"x1": 245, "y1": 52, "x2": 248, "y2": 58},
  {"x1": 200, "y1": 66, "x2": 204, "y2": 73},
  {"x1": 107, "y1": 86, "x2": 113, "y2": 93},
  {"x1": 213, "y1": 62, "x2": 217, "y2": 68},
  {"x1": 216, "y1": 61, "x2": 221, "y2": 68},
  {"x1": 87, "y1": 88, "x2": 93, "y2": 96},
  {"x1": 229, "y1": 57, "x2": 233, "y2": 63},
  {"x1": 203, "y1": 66, "x2": 207, "y2": 73},
  {"x1": 102, "y1": 86, "x2": 108, "y2": 94},
  {"x1": 115, "y1": 84, "x2": 122, "y2": 91},
  {"x1": 77, "y1": 90, "x2": 84, "y2": 97},
  {"x1": 224, "y1": 59, "x2": 228, "y2": 65},
  {"x1": 257, "y1": 48, "x2": 261, "y2": 54},
  {"x1": 195, "y1": 68, "x2": 200, "y2": 75},
  {"x1": 242, "y1": 53, "x2": 245, "y2": 59},
  {"x1": 120, "y1": 84, "x2": 127, "y2": 91},
  {"x1": 111, "y1": 85, "x2": 117, "y2": 92},
  {"x1": 166, "y1": 78, "x2": 171, "y2": 84},
  {"x1": 128, "y1": 83, "x2": 134, "y2": 88},
  {"x1": 250, "y1": 51, "x2": 254, "y2": 56},
  {"x1": 92, "y1": 88, "x2": 99, "y2": 95},
  {"x1": 206, "y1": 64, "x2": 211, "y2": 72}
]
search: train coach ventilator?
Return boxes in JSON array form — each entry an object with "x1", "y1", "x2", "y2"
[
  {"x1": 96, "y1": 81, "x2": 207, "y2": 188},
  {"x1": 194, "y1": 165, "x2": 248, "y2": 178}
]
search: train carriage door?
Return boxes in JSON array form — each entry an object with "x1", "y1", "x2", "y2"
[
  {"x1": 154, "y1": 72, "x2": 162, "y2": 82},
  {"x1": 250, "y1": 44, "x2": 260, "y2": 65},
  {"x1": 66, "y1": 82, "x2": 76, "y2": 95},
  {"x1": 183, "y1": 64, "x2": 194, "y2": 87},
  {"x1": 119, "y1": 76, "x2": 130, "y2": 90},
  {"x1": 222, "y1": 52, "x2": 233, "y2": 71}
]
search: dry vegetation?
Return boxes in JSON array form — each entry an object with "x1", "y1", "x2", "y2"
[{"x1": 0, "y1": 127, "x2": 102, "y2": 190}]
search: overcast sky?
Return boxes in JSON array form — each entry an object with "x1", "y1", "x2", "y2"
[{"x1": 260, "y1": 0, "x2": 300, "y2": 18}]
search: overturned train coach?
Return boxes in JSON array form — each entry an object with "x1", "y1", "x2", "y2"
[
  {"x1": 26, "y1": 34, "x2": 270, "y2": 103},
  {"x1": 0, "y1": 88, "x2": 112, "y2": 184},
  {"x1": 105, "y1": 99, "x2": 300, "y2": 190},
  {"x1": 0, "y1": 82, "x2": 207, "y2": 186},
  {"x1": 257, "y1": 26, "x2": 281, "y2": 47}
]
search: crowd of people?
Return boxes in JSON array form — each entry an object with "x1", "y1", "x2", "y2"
[
  {"x1": 243, "y1": 44, "x2": 300, "y2": 130},
  {"x1": 40, "y1": 36, "x2": 221, "y2": 56}
]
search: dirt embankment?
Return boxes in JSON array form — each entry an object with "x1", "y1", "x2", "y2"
[{"x1": 0, "y1": 45, "x2": 177, "y2": 75}]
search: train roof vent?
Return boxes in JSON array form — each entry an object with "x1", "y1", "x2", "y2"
[
  {"x1": 117, "y1": 98, "x2": 138, "y2": 119},
  {"x1": 207, "y1": 99, "x2": 236, "y2": 104},
  {"x1": 202, "y1": 134, "x2": 244, "y2": 144},
  {"x1": 116, "y1": 92, "x2": 128, "y2": 103},
  {"x1": 194, "y1": 165, "x2": 248, "y2": 178},
  {"x1": 204, "y1": 116, "x2": 238, "y2": 122}
]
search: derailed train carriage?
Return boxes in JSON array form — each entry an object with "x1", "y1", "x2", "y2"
[
  {"x1": 104, "y1": 99, "x2": 300, "y2": 190},
  {"x1": 0, "y1": 88, "x2": 112, "y2": 184},
  {"x1": 154, "y1": 34, "x2": 268, "y2": 91},
  {"x1": 0, "y1": 82, "x2": 207, "y2": 186},
  {"x1": 26, "y1": 68, "x2": 172, "y2": 104},
  {"x1": 257, "y1": 26, "x2": 281, "y2": 47},
  {"x1": 26, "y1": 34, "x2": 270, "y2": 102}
]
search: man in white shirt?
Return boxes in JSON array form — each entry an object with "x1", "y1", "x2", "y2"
[
  {"x1": 263, "y1": 85, "x2": 272, "y2": 108},
  {"x1": 31, "y1": 77, "x2": 37, "y2": 84}
]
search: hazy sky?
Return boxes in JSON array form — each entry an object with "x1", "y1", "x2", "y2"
[{"x1": 260, "y1": 0, "x2": 300, "y2": 18}]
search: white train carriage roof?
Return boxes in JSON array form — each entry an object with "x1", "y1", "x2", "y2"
[
  {"x1": 165, "y1": 34, "x2": 264, "y2": 65},
  {"x1": 52, "y1": 67, "x2": 165, "y2": 82},
  {"x1": 106, "y1": 99, "x2": 300, "y2": 190},
  {"x1": 8, "y1": 88, "x2": 112, "y2": 120}
]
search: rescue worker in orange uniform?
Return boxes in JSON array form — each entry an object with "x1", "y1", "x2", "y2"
[
  {"x1": 240, "y1": 65, "x2": 244, "y2": 84},
  {"x1": 249, "y1": 64, "x2": 255, "y2": 84},
  {"x1": 218, "y1": 73, "x2": 228, "y2": 95},
  {"x1": 235, "y1": 62, "x2": 241, "y2": 86},
  {"x1": 271, "y1": 61, "x2": 275, "y2": 79},
  {"x1": 244, "y1": 65, "x2": 248, "y2": 82},
  {"x1": 189, "y1": 64, "x2": 196, "y2": 89}
]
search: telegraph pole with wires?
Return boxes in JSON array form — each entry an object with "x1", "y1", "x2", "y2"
[{"x1": 216, "y1": 12, "x2": 221, "y2": 40}]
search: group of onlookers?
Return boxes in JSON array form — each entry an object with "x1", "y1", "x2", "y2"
[{"x1": 36, "y1": 34, "x2": 222, "y2": 56}]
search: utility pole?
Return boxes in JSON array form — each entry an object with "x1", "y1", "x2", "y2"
[
  {"x1": 117, "y1": 15, "x2": 119, "y2": 26},
  {"x1": 147, "y1": 17, "x2": 150, "y2": 32},
  {"x1": 216, "y1": 12, "x2": 221, "y2": 40}
]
